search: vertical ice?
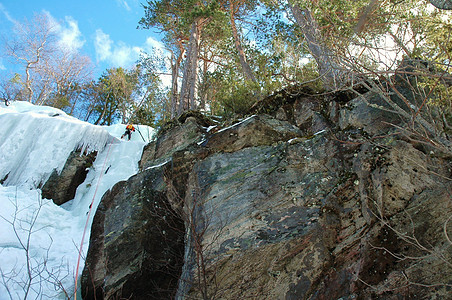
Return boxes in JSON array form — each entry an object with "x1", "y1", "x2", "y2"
[
  {"x1": 0, "y1": 109, "x2": 112, "y2": 188},
  {"x1": 0, "y1": 102, "x2": 154, "y2": 299}
]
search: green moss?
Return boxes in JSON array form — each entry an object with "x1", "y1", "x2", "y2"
[
  {"x1": 186, "y1": 129, "x2": 201, "y2": 140},
  {"x1": 217, "y1": 163, "x2": 237, "y2": 174},
  {"x1": 337, "y1": 171, "x2": 355, "y2": 185},
  {"x1": 156, "y1": 119, "x2": 180, "y2": 137},
  {"x1": 178, "y1": 110, "x2": 215, "y2": 127},
  {"x1": 105, "y1": 231, "x2": 117, "y2": 238},
  {"x1": 104, "y1": 230, "x2": 119, "y2": 246},
  {"x1": 222, "y1": 169, "x2": 256, "y2": 185},
  {"x1": 227, "y1": 170, "x2": 250, "y2": 181},
  {"x1": 247, "y1": 84, "x2": 325, "y2": 116},
  {"x1": 156, "y1": 110, "x2": 217, "y2": 138}
]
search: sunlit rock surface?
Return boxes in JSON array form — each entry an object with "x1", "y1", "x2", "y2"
[{"x1": 83, "y1": 85, "x2": 452, "y2": 299}]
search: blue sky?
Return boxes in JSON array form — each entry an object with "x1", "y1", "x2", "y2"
[{"x1": 0, "y1": 0, "x2": 164, "y2": 78}]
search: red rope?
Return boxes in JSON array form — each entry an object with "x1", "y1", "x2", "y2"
[{"x1": 73, "y1": 139, "x2": 114, "y2": 299}]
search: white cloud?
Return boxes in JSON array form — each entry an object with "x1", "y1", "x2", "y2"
[
  {"x1": 116, "y1": 0, "x2": 131, "y2": 11},
  {"x1": 94, "y1": 29, "x2": 141, "y2": 67},
  {"x1": 0, "y1": 58, "x2": 6, "y2": 71},
  {"x1": 0, "y1": 8, "x2": 84, "y2": 54},
  {"x1": 132, "y1": 46, "x2": 142, "y2": 54},
  {"x1": 59, "y1": 16, "x2": 85, "y2": 51},
  {"x1": 94, "y1": 29, "x2": 113, "y2": 62},
  {"x1": 93, "y1": 29, "x2": 172, "y2": 88},
  {"x1": 144, "y1": 36, "x2": 164, "y2": 51},
  {"x1": 43, "y1": 10, "x2": 59, "y2": 31},
  {"x1": 0, "y1": 3, "x2": 17, "y2": 25},
  {"x1": 111, "y1": 42, "x2": 140, "y2": 66},
  {"x1": 43, "y1": 11, "x2": 85, "y2": 52}
]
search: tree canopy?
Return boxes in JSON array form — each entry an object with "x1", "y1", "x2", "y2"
[
  {"x1": 137, "y1": 0, "x2": 451, "y2": 117},
  {"x1": 1, "y1": 13, "x2": 93, "y2": 107},
  {"x1": 1, "y1": 1, "x2": 450, "y2": 127}
]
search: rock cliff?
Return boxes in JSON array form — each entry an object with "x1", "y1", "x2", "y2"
[{"x1": 81, "y1": 83, "x2": 452, "y2": 299}]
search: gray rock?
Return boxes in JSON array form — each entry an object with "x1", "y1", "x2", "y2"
[
  {"x1": 294, "y1": 97, "x2": 329, "y2": 135},
  {"x1": 206, "y1": 114, "x2": 302, "y2": 153},
  {"x1": 338, "y1": 95, "x2": 400, "y2": 135},
  {"x1": 41, "y1": 150, "x2": 96, "y2": 205},
  {"x1": 154, "y1": 116, "x2": 205, "y2": 160},
  {"x1": 83, "y1": 90, "x2": 452, "y2": 300},
  {"x1": 80, "y1": 164, "x2": 185, "y2": 300}
]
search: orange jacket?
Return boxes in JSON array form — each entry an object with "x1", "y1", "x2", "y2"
[{"x1": 126, "y1": 124, "x2": 135, "y2": 131}]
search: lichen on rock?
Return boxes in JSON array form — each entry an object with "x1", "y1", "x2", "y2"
[{"x1": 82, "y1": 83, "x2": 452, "y2": 299}]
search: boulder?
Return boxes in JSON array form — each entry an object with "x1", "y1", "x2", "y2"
[
  {"x1": 205, "y1": 114, "x2": 302, "y2": 153},
  {"x1": 293, "y1": 97, "x2": 329, "y2": 135},
  {"x1": 41, "y1": 150, "x2": 96, "y2": 205},
  {"x1": 138, "y1": 116, "x2": 208, "y2": 173},
  {"x1": 338, "y1": 94, "x2": 400, "y2": 135},
  {"x1": 138, "y1": 140, "x2": 156, "y2": 171},
  {"x1": 154, "y1": 116, "x2": 205, "y2": 160},
  {"x1": 180, "y1": 133, "x2": 341, "y2": 299}
]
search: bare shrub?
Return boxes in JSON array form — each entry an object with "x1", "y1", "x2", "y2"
[{"x1": 0, "y1": 189, "x2": 72, "y2": 299}]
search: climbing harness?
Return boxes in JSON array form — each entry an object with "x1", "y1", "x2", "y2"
[{"x1": 73, "y1": 138, "x2": 114, "y2": 299}]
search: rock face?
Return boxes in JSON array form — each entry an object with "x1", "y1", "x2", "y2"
[
  {"x1": 80, "y1": 166, "x2": 185, "y2": 299},
  {"x1": 41, "y1": 150, "x2": 96, "y2": 205},
  {"x1": 82, "y1": 85, "x2": 452, "y2": 299}
]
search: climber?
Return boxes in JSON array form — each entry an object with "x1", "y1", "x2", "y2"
[{"x1": 121, "y1": 124, "x2": 135, "y2": 141}]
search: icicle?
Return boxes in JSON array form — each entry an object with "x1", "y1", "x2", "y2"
[{"x1": 0, "y1": 108, "x2": 113, "y2": 188}]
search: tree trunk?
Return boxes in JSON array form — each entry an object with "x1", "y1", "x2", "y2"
[
  {"x1": 171, "y1": 51, "x2": 179, "y2": 119},
  {"x1": 84, "y1": 103, "x2": 95, "y2": 122},
  {"x1": 178, "y1": 19, "x2": 201, "y2": 116},
  {"x1": 229, "y1": 2, "x2": 257, "y2": 83},
  {"x1": 25, "y1": 62, "x2": 33, "y2": 102},
  {"x1": 94, "y1": 91, "x2": 111, "y2": 125},
  {"x1": 199, "y1": 58, "x2": 209, "y2": 111},
  {"x1": 69, "y1": 96, "x2": 77, "y2": 115},
  {"x1": 288, "y1": 2, "x2": 345, "y2": 89},
  {"x1": 170, "y1": 44, "x2": 185, "y2": 119},
  {"x1": 94, "y1": 100, "x2": 107, "y2": 125}
]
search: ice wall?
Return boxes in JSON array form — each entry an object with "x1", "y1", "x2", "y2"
[
  {"x1": 0, "y1": 102, "x2": 114, "y2": 188},
  {"x1": 0, "y1": 101, "x2": 154, "y2": 299}
]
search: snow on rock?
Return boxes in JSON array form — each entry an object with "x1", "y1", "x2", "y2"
[
  {"x1": 0, "y1": 101, "x2": 155, "y2": 299},
  {"x1": 0, "y1": 102, "x2": 113, "y2": 188}
]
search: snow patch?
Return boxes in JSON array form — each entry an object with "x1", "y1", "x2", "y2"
[
  {"x1": 216, "y1": 115, "x2": 256, "y2": 134},
  {"x1": 0, "y1": 101, "x2": 152, "y2": 299},
  {"x1": 314, "y1": 129, "x2": 327, "y2": 136},
  {"x1": 145, "y1": 160, "x2": 170, "y2": 171},
  {"x1": 0, "y1": 106, "x2": 113, "y2": 188}
]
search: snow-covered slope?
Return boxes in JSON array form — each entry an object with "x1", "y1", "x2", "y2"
[
  {"x1": 0, "y1": 101, "x2": 154, "y2": 299},
  {"x1": 0, "y1": 102, "x2": 111, "y2": 188}
]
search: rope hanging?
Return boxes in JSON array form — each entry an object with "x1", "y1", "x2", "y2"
[{"x1": 73, "y1": 138, "x2": 114, "y2": 299}]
